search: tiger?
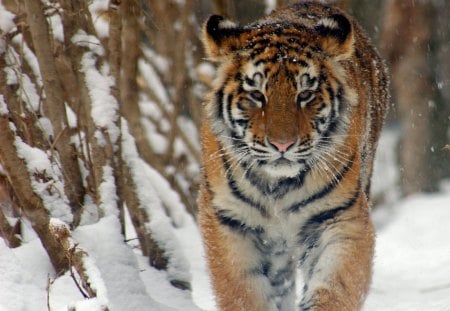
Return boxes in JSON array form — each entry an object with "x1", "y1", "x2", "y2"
[{"x1": 197, "y1": 1, "x2": 389, "y2": 311}]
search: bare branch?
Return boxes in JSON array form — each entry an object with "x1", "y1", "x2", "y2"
[{"x1": 24, "y1": 0, "x2": 84, "y2": 226}]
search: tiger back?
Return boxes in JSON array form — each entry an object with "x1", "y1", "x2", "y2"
[{"x1": 198, "y1": 2, "x2": 388, "y2": 311}]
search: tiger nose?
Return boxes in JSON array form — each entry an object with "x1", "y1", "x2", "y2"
[{"x1": 269, "y1": 139, "x2": 295, "y2": 152}]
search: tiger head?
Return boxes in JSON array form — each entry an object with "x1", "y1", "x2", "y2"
[{"x1": 202, "y1": 5, "x2": 358, "y2": 179}]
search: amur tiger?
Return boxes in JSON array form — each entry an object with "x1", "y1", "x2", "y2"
[{"x1": 198, "y1": 1, "x2": 389, "y2": 310}]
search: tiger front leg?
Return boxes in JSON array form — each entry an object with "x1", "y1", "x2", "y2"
[
  {"x1": 204, "y1": 231, "x2": 294, "y2": 311},
  {"x1": 298, "y1": 209, "x2": 375, "y2": 311}
]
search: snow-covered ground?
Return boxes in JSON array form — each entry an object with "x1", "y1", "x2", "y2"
[
  {"x1": 2, "y1": 189, "x2": 450, "y2": 311},
  {"x1": 1, "y1": 130, "x2": 450, "y2": 311},
  {"x1": 365, "y1": 191, "x2": 450, "y2": 311}
]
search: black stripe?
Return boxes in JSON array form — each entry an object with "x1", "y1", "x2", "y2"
[
  {"x1": 297, "y1": 180, "x2": 361, "y2": 266},
  {"x1": 336, "y1": 85, "x2": 346, "y2": 116},
  {"x1": 234, "y1": 119, "x2": 249, "y2": 127},
  {"x1": 269, "y1": 266, "x2": 293, "y2": 287},
  {"x1": 244, "y1": 76, "x2": 255, "y2": 87},
  {"x1": 318, "y1": 84, "x2": 345, "y2": 142},
  {"x1": 216, "y1": 210, "x2": 264, "y2": 235},
  {"x1": 288, "y1": 152, "x2": 356, "y2": 213},
  {"x1": 222, "y1": 154, "x2": 268, "y2": 217},
  {"x1": 250, "y1": 260, "x2": 271, "y2": 277},
  {"x1": 226, "y1": 93, "x2": 234, "y2": 127},
  {"x1": 244, "y1": 167, "x2": 308, "y2": 199},
  {"x1": 306, "y1": 180, "x2": 361, "y2": 226},
  {"x1": 215, "y1": 89, "x2": 224, "y2": 120},
  {"x1": 236, "y1": 102, "x2": 246, "y2": 111}
]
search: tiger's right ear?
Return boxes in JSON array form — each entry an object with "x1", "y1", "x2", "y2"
[{"x1": 202, "y1": 15, "x2": 244, "y2": 62}]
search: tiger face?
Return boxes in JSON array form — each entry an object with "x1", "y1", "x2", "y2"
[{"x1": 204, "y1": 14, "x2": 356, "y2": 179}]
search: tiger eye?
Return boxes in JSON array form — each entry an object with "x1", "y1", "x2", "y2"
[
  {"x1": 297, "y1": 90, "x2": 314, "y2": 106},
  {"x1": 249, "y1": 90, "x2": 266, "y2": 105}
]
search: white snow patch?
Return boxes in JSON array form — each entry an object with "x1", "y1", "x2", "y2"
[
  {"x1": 14, "y1": 137, "x2": 73, "y2": 223},
  {"x1": 140, "y1": 160, "x2": 186, "y2": 228},
  {"x1": 98, "y1": 164, "x2": 119, "y2": 217},
  {"x1": 65, "y1": 103, "x2": 78, "y2": 128},
  {"x1": 4, "y1": 47, "x2": 41, "y2": 112},
  {"x1": 68, "y1": 299, "x2": 106, "y2": 311},
  {"x1": 73, "y1": 215, "x2": 177, "y2": 311},
  {"x1": 372, "y1": 127, "x2": 400, "y2": 202},
  {"x1": 264, "y1": 0, "x2": 277, "y2": 14},
  {"x1": 0, "y1": 95, "x2": 8, "y2": 115},
  {"x1": 79, "y1": 255, "x2": 109, "y2": 306},
  {"x1": 0, "y1": 239, "x2": 48, "y2": 310},
  {"x1": 79, "y1": 50, "x2": 120, "y2": 143},
  {"x1": 121, "y1": 119, "x2": 191, "y2": 284},
  {"x1": 72, "y1": 30, "x2": 104, "y2": 56},
  {"x1": 79, "y1": 194, "x2": 100, "y2": 226},
  {"x1": 0, "y1": 4, "x2": 15, "y2": 33},
  {"x1": 141, "y1": 117, "x2": 168, "y2": 154},
  {"x1": 364, "y1": 192, "x2": 450, "y2": 310},
  {"x1": 36, "y1": 117, "x2": 54, "y2": 141},
  {"x1": 139, "y1": 96, "x2": 164, "y2": 119},
  {"x1": 138, "y1": 59, "x2": 173, "y2": 112},
  {"x1": 142, "y1": 48, "x2": 169, "y2": 73},
  {"x1": 11, "y1": 34, "x2": 43, "y2": 87},
  {"x1": 88, "y1": 0, "x2": 110, "y2": 38},
  {"x1": 47, "y1": 11, "x2": 64, "y2": 42},
  {"x1": 196, "y1": 62, "x2": 215, "y2": 81}
]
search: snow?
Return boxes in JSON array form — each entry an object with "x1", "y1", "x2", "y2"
[
  {"x1": 36, "y1": 117, "x2": 55, "y2": 141},
  {"x1": 4, "y1": 46, "x2": 41, "y2": 112},
  {"x1": 66, "y1": 103, "x2": 78, "y2": 128},
  {"x1": 88, "y1": 0, "x2": 110, "y2": 38},
  {"x1": 141, "y1": 117, "x2": 169, "y2": 154},
  {"x1": 365, "y1": 193, "x2": 450, "y2": 310},
  {"x1": 13, "y1": 136, "x2": 73, "y2": 224},
  {"x1": 11, "y1": 34, "x2": 43, "y2": 87},
  {"x1": 138, "y1": 59, "x2": 173, "y2": 112},
  {"x1": 0, "y1": 94, "x2": 8, "y2": 115},
  {"x1": 77, "y1": 42, "x2": 120, "y2": 143},
  {"x1": 46, "y1": 5, "x2": 64, "y2": 42},
  {"x1": 120, "y1": 120, "x2": 191, "y2": 285},
  {"x1": 0, "y1": 4, "x2": 15, "y2": 34},
  {"x1": 72, "y1": 30, "x2": 105, "y2": 57},
  {"x1": 372, "y1": 127, "x2": 400, "y2": 203},
  {"x1": 2, "y1": 188, "x2": 450, "y2": 310},
  {"x1": 142, "y1": 49, "x2": 169, "y2": 74},
  {"x1": 98, "y1": 165, "x2": 119, "y2": 217},
  {"x1": 73, "y1": 216, "x2": 175, "y2": 311},
  {"x1": 264, "y1": 0, "x2": 277, "y2": 14}
]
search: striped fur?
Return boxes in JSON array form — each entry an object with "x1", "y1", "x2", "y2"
[{"x1": 198, "y1": 1, "x2": 389, "y2": 310}]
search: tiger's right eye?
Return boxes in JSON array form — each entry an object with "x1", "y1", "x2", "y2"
[
  {"x1": 248, "y1": 90, "x2": 266, "y2": 107},
  {"x1": 296, "y1": 90, "x2": 315, "y2": 107}
]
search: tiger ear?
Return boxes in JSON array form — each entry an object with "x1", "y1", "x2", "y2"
[
  {"x1": 202, "y1": 15, "x2": 244, "y2": 62},
  {"x1": 315, "y1": 13, "x2": 354, "y2": 60}
]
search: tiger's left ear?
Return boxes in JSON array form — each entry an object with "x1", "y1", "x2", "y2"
[
  {"x1": 202, "y1": 15, "x2": 245, "y2": 62},
  {"x1": 315, "y1": 13, "x2": 355, "y2": 60}
]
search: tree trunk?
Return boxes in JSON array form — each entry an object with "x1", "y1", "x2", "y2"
[
  {"x1": 381, "y1": 0, "x2": 449, "y2": 195},
  {"x1": 24, "y1": 0, "x2": 85, "y2": 225}
]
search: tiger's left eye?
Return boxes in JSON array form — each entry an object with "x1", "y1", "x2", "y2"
[
  {"x1": 296, "y1": 90, "x2": 315, "y2": 106},
  {"x1": 249, "y1": 90, "x2": 266, "y2": 106}
]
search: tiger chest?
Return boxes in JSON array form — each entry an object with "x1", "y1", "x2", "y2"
[{"x1": 211, "y1": 181, "x2": 321, "y2": 300}]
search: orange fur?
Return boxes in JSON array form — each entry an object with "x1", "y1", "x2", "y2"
[{"x1": 199, "y1": 2, "x2": 388, "y2": 310}]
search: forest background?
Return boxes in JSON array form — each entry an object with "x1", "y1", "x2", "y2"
[{"x1": 0, "y1": 0, "x2": 449, "y2": 310}]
